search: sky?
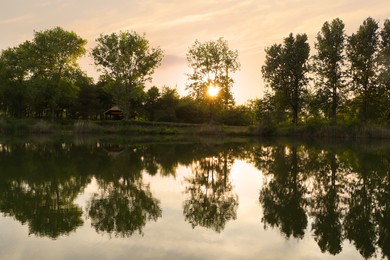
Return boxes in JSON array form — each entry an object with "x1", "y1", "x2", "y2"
[{"x1": 0, "y1": 0, "x2": 389, "y2": 104}]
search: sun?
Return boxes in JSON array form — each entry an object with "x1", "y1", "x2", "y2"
[{"x1": 207, "y1": 84, "x2": 219, "y2": 97}]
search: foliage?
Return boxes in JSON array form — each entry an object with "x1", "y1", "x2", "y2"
[
  {"x1": 1, "y1": 21, "x2": 390, "y2": 128},
  {"x1": 92, "y1": 31, "x2": 163, "y2": 119},
  {"x1": 175, "y1": 97, "x2": 209, "y2": 124},
  {"x1": 186, "y1": 38, "x2": 240, "y2": 107},
  {"x1": 312, "y1": 18, "x2": 347, "y2": 124},
  {"x1": 28, "y1": 27, "x2": 87, "y2": 80},
  {"x1": 262, "y1": 33, "x2": 310, "y2": 126},
  {"x1": 346, "y1": 17, "x2": 380, "y2": 123},
  {"x1": 216, "y1": 105, "x2": 254, "y2": 126}
]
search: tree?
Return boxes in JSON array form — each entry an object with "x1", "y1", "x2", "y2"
[
  {"x1": 175, "y1": 96, "x2": 209, "y2": 124},
  {"x1": 155, "y1": 86, "x2": 180, "y2": 122},
  {"x1": 29, "y1": 27, "x2": 86, "y2": 118},
  {"x1": 346, "y1": 17, "x2": 380, "y2": 123},
  {"x1": 313, "y1": 18, "x2": 346, "y2": 124},
  {"x1": 144, "y1": 86, "x2": 161, "y2": 121},
  {"x1": 92, "y1": 31, "x2": 163, "y2": 119},
  {"x1": 186, "y1": 38, "x2": 240, "y2": 107},
  {"x1": 378, "y1": 19, "x2": 390, "y2": 122},
  {"x1": 28, "y1": 27, "x2": 87, "y2": 81},
  {"x1": 0, "y1": 27, "x2": 87, "y2": 119},
  {"x1": 0, "y1": 44, "x2": 32, "y2": 117},
  {"x1": 262, "y1": 33, "x2": 310, "y2": 126}
]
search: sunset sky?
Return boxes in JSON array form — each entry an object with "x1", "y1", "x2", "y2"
[{"x1": 1, "y1": 0, "x2": 389, "y2": 104}]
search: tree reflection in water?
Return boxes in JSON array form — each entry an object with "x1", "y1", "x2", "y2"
[
  {"x1": 259, "y1": 145, "x2": 308, "y2": 239},
  {"x1": 183, "y1": 152, "x2": 238, "y2": 233},
  {"x1": 309, "y1": 149, "x2": 344, "y2": 255},
  {"x1": 0, "y1": 143, "x2": 90, "y2": 239},
  {"x1": 87, "y1": 178, "x2": 161, "y2": 237},
  {"x1": 86, "y1": 145, "x2": 162, "y2": 237},
  {"x1": 250, "y1": 142, "x2": 390, "y2": 259},
  {"x1": 0, "y1": 139, "x2": 389, "y2": 259}
]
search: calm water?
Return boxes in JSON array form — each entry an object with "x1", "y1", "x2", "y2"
[{"x1": 0, "y1": 137, "x2": 388, "y2": 260}]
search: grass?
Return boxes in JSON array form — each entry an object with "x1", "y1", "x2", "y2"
[
  {"x1": 273, "y1": 123, "x2": 390, "y2": 139},
  {"x1": 0, "y1": 118, "x2": 389, "y2": 139}
]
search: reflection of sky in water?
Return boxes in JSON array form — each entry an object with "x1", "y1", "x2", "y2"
[{"x1": 0, "y1": 160, "x2": 363, "y2": 260}]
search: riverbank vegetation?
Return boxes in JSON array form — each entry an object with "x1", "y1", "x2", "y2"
[{"x1": 0, "y1": 17, "x2": 389, "y2": 138}]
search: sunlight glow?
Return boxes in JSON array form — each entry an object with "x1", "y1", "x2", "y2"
[{"x1": 208, "y1": 84, "x2": 219, "y2": 97}]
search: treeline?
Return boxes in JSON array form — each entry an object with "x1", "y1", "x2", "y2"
[
  {"x1": 260, "y1": 17, "x2": 390, "y2": 126},
  {"x1": 0, "y1": 17, "x2": 389, "y2": 127},
  {"x1": 0, "y1": 28, "x2": 252, "y2": 125}
]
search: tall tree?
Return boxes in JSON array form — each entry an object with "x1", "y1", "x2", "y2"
[
  {"x1": 92, "y1": 31, "x2": 163, "y2": 119},
  {"x1": 0, "y1": 45, "x2": 31, "y2": 117},
  {"x1": 313, "y1": 18, "x2": 346, "y2": 124},
  {"x1": 347, "y1": 17, "x2": 380, "y2": 123},
  {"x1": 29, "y1": 27, "x2": 87, "y2": 118},
  {"x1": 186, "y1": 38, "x2": 240, "y2": 107},
  {"x1": 28, "y1": 27, "x2": 87, "y2": 81},
  {"x1": 262, "y1": 33, "x2": 310, "y2": 126},
  {"x1": 378, "y1": 19, "x2": 390, "y2": 122}
]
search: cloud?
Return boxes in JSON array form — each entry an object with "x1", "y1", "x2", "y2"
[{"x1": 162, "y1": 54, "x2": 187, "y2": 68}]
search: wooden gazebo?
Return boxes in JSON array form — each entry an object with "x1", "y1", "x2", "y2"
[{"x1": 104, "y1": 105, "x2": 124, "y2": 120}]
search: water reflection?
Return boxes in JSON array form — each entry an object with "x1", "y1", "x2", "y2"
[
  {"x1": 0, "y1": 142, "x2": 90, "y2": 239},
  {"x1": 183, "y1": 151, "x2": 238, "y2": 233},
  {"x1": 258, "y1": 145, "x2": 308, "y2": 239},
  {"x1": 248, "y1": 142, "x2": 390, "y2": 259},
  {"x1": 0, "y1": 138, "x2": 388, "y2": 259},
  {"x1": 87, "y1": 145, "x2": 162, "y2": 237}
]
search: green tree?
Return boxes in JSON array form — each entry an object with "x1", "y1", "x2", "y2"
[
  {"x1": 0, "y1": 27, "x2": 93, "y2": 119},
  {"x1": 144, "y1": 86, "x2": 161, "y2": 121},
  {"x1": 26, "y1": 27, "x2": 86, "y2": 118},
  {"x1": 155, "y1": 86, "x2": 180, "y2": 122},
  {"x1": 175, "y1": 96, "x2": 209, "y2": 124},
  {"x1": 28, "y1": 27, "x2": 87, "y2": 81},
  {"x1": 186, "y1": 38, "x2": 240, "y2": 107},
  {"x1": 0, "y1": 44, "x2": 32, "y2": 117},
  {"x1": 262, "y1": 33, "x2": 310, "y2": 126},
  {"x1": 92, "y1": 31, "x2": 163, "y2": 119},
  {"x1": 346, "y1": 17, "x2": 380, "y2": 123},
  {"x1": 378, "y1": 19, "x2": 390, "y2": 122},
  {"x1": 313, "y1": 18, "x2": 346, "y2": 124}
]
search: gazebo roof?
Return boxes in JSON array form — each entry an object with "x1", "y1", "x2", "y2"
[{"x1": 104, "y1": 105, "x2": 122, "y2": 115}]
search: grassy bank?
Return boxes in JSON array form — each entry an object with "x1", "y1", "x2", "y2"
[
  {"x1": 275, "y1": 124, "x2": 390, "y2": 139},
  {"x1": 0, "y1": 118, "x2": 253, "y2": 136},
  {"x1": 0, "y1": 118, "x2": 389, "y2": 139}
]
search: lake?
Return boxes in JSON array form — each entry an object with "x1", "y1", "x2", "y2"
[{"x1": 0, "y1": 136, "x2": 388, "y2": 259}]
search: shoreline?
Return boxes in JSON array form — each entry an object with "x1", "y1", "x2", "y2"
[{"x1": 0, "y1": 118, "x2": 390, "y2": 140}]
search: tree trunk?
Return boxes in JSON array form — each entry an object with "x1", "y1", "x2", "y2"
[{"x1": 332, "y1": 84, "x2": 337, "y2": 125}]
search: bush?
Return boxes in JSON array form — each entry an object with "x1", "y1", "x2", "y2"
[
  {"x1": 217, "y1": 107, "x2": 254, "y2": 126},
  {"x1": 176, "y1": 99, "x2": 208, "y2": 124}
]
